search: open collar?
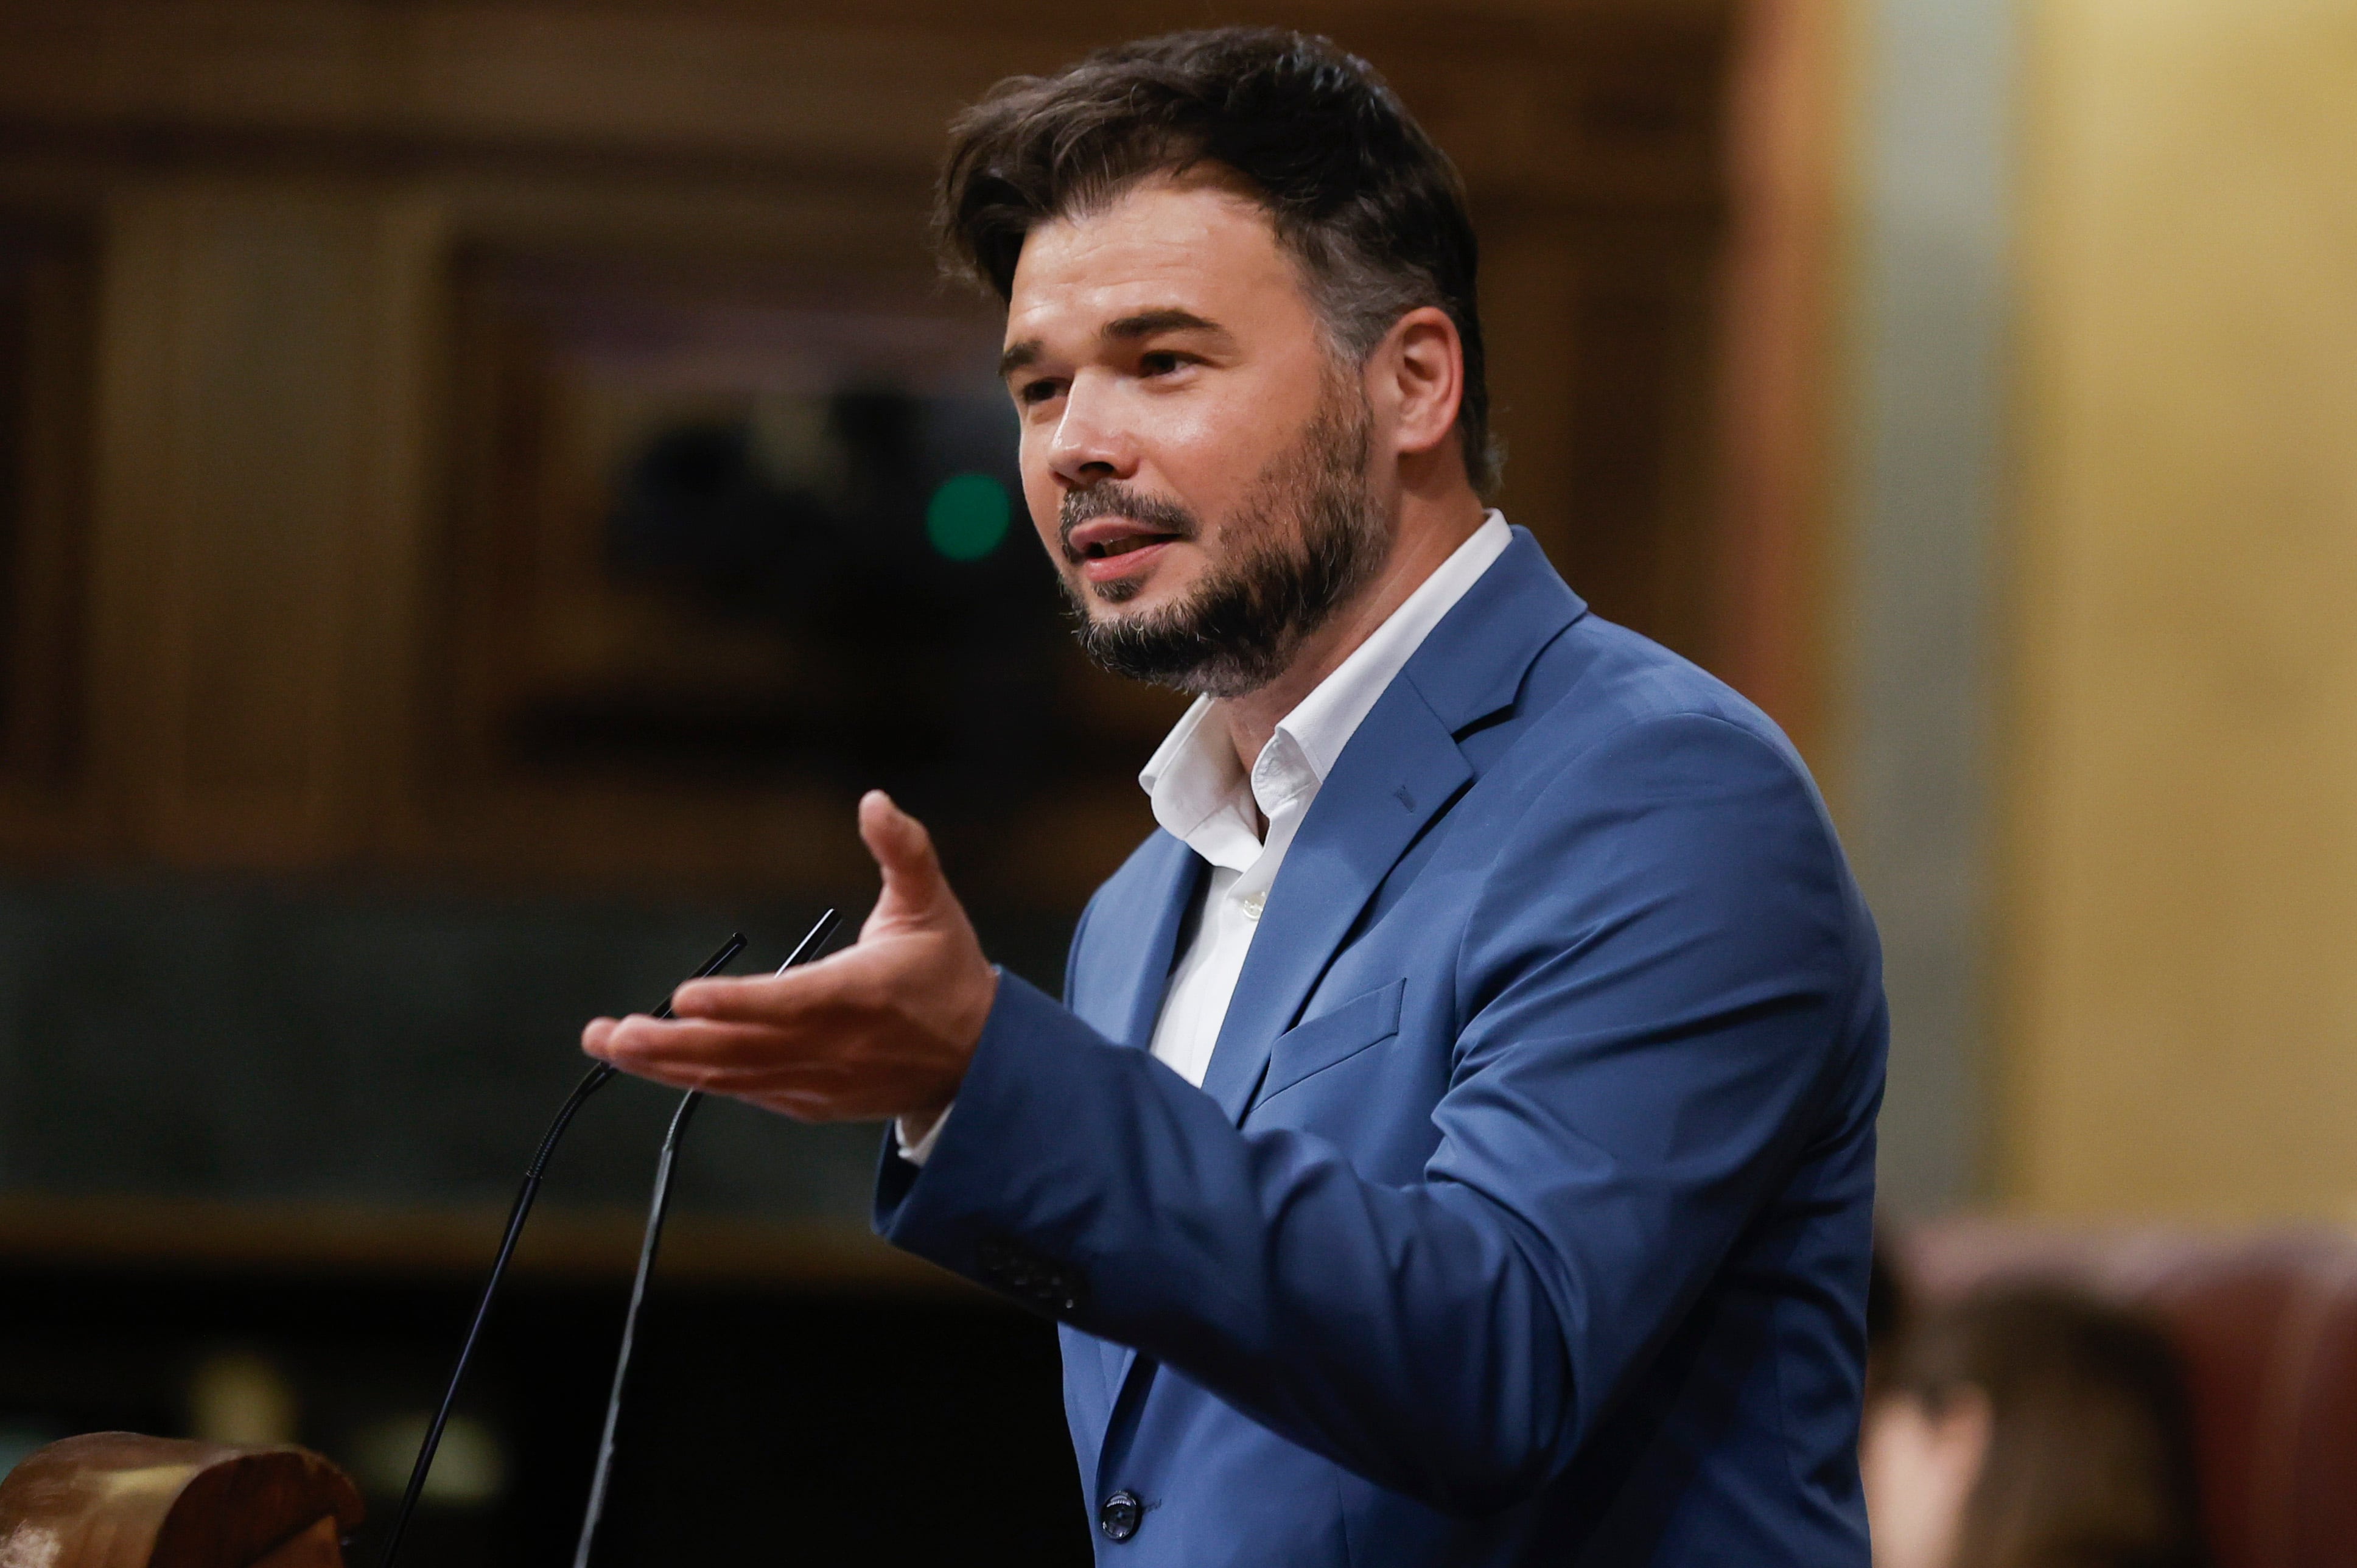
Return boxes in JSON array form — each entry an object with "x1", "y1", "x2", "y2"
[
  {"x1": 1135, "y1": 513, "x2": 1515, "y2": 874},
  {"x1": 1193, "y1": 526, "x2": 1588, "y2": 1121}
]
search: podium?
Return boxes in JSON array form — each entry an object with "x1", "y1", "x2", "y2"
[{"x1": 0, "y1": 1433, "x2": 363, "y2": 1567}]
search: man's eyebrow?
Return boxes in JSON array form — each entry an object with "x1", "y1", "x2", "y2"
[
  {"x1": 998, "y1": 310, "x2": 1228, "y2": 382},
  {"x1": 999, "y1": 339, "x2": 1043, "y2": 382},
  {"x1": 1104, "y1": 308, "x2": 1225, "y2": 341}
]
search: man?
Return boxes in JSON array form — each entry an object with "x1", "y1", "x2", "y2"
[{"x1": 585, "y1": 28, "x2": 1885, "y2": 1566}]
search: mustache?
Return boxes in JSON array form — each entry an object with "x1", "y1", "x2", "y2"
[{"x1": 1057, "y1": 484, "x2": 1200, "y2": 564}]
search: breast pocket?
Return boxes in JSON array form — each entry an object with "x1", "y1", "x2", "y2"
[{"x1": 1260, "y1": 978, "x2": 1407, "y2": 1103}]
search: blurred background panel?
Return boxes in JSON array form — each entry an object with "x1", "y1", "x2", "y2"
[
  {"x1": 0, "y1": 0, "x2": 1778, "y2": 1559},
  {"x1": 0, "y1": 0, "x2": 1763, "y2": 1216},
  {"x1": 1995, "y1": 0, "x2": 2357, "y2": 1221}
]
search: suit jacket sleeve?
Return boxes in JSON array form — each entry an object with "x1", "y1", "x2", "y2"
[{"x1": 874, "y1": 710, "x2": 1874, "y2": 1515}]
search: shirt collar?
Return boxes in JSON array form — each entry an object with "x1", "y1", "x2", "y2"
[
  {"x1": 1138, "y1": 511, "x2": 1512, "y2": 867},
  {"x1": 1271, "y1": 510, "x2": 1511, "y2": 783}
]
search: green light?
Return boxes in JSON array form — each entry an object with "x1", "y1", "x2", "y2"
[{"x1": 925, "y1": 472, "x2": 1012, "y2": 561}]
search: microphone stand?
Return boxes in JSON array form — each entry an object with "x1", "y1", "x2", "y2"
[
  {"x1": 569, "y1": 906, "x2": 842, "y2": 1568},
  {"x1": 377, "y1": 932, "x2": 748, "y2": 1568}
]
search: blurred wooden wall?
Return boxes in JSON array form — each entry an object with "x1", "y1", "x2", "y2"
[{"x1": 0, "y1": 0, "x2": 1835, "y2": 905}]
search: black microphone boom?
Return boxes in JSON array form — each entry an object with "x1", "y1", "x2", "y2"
[
  {"x1": 376, "y1": 931, "x2": 748, "y2": 1568},
  {"x1": 570, "y1": 906, "x2": 842, "y2": 1568}
]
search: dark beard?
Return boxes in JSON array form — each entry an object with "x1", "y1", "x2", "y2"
[{"x1": 1059, "y1": 388, "x2": 1385, "y2": 699}]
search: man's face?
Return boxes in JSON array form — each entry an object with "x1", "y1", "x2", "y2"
[{"x1": 1001, "y1": 175, "x2": 1388, "y2": 696}]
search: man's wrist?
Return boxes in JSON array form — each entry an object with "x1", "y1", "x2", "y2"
[{"x1": 894, "y1": 961, "x2": 998, "y2": 1167}]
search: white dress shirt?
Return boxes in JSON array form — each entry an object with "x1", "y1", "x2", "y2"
[
  {"x1": 899, "y1": 511, "x2": 1511, "y2": 1158},
  {"x1": 1137, "y1": 511, "x2": 1510, "y2": 1087}
]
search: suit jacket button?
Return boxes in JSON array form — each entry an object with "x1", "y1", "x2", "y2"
[{"x1": 1099, "y1": 1491, "x2": 1143, "y2": 1542}]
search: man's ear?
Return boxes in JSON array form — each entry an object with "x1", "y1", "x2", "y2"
[{"x1": 1373, "y1": 306, "x2": 1466, "y2": 461}]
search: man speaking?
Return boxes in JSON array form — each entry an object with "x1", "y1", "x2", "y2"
[{"x1": 586, "y1": 28, "x2": 1885, "y2": 1566}]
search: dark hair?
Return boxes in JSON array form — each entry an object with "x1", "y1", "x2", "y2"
[
  {"x1": 1889, "y1": 1286, "x2": 2213, "y2": 1568},
  {"x1": 934, "y1": 27, "x2": 1500, "y2": 495}
]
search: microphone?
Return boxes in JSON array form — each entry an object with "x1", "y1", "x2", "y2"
[
  {"x1": 377, "y1": 932, "x2": 748, "y2": 1568},
  {"x1": 569, "y1": 906, "x2": 843, "y2": 1568}
]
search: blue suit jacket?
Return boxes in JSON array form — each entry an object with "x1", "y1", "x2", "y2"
[{"x1": 876, "y1": 530, "x2": 1886, "y2": 1566}]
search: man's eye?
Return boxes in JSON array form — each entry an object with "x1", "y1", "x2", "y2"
[
  {"x1": 1018, "y1": 378, "x2": 1063, "y2": 406},
  {"x1": 1140, "y1": 351, "x2": 1188, "y2": 376}
]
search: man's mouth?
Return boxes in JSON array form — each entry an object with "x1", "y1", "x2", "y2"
[
  {"x1": 1065, "y1": 517, "x2": 1189, "y2": 584},
  {"x1": 1082, "y1": 534, "x2": 1168, "y2": 559}
]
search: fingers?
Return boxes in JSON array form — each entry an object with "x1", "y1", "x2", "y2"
[
  {"x1": 670, "y1": 956, "x2": 860, "y2": 1024},
  {"x1": 859, "y1": 789, "x2": 947, "y2": 913},
  {"x1": 581, "y1": 1011, "x2": 864, "y2": 1116},
  {"x1": 588, "y1": 1012, "x2": 792, "y2": 1068}
]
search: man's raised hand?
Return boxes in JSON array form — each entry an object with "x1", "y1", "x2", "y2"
[{"x1": 581, "y1": 791, "x2": 998, "y2": 1123}]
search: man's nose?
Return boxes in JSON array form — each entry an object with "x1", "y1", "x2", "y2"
[{"x1": 1046, "y1": 372, "x2": 1138, "y2": 486}]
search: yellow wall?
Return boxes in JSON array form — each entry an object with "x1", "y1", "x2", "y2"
[{"x1": 2002, "y1": 0, "x2": 2357, "y2": 1217}]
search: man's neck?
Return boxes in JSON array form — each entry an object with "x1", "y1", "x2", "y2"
[{"x1": 1216, "y1": 493, "x2": 1488, "y2": 777}]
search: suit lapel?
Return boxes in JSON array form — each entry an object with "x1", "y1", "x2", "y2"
[
  {"x1": 1191, "y1": 529, "x2": 1583, "y2": 1124},
  {"x1": 1096, "y1": 691, "x2": 1473, "y2": 1421},
  {"x1": 1089, "y1": 528, "x2": 1585, "y2": 1459},
  {"x1": 1075, "y1": 833, "x2": 1202, "y2": 1406},
  {"x1": 1196, "y1": 678, "x2": 1471, "y2": 1122},
  {"x1": 1074, "y1": 831, "x2": 1203, "y2": 1048}
]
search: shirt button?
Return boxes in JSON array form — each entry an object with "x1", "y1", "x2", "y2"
[
  {"x1": 1239, "y1": 890, "x2": 1266, "y2": 920},
  {"x1": 1099, "y1": 1490, "x2": 1144, "y2": 1541}
]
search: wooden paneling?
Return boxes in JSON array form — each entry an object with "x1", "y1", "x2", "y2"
[
  {"x1": 0, "y1": 3, "x2": 1726, "y2": 207},
  {"x1": 1481, "y1": 205, "x2": 1727, "y2": 662},
  {"x1": 0, "y1": 0, "x2": 1790, "y2": 901},
  {"x1": 1707, "y1": 0, "x2": 1847, "y2": 767},
  {"x1": 0, "y1": 215, "x2": 95, "y2": 814},
  {"x1": 83, "y1": 186, "x2": 407, "y2": 867},
  {"x1": 0, "y1": 1193, "x2": 947, "y2": 1288}
]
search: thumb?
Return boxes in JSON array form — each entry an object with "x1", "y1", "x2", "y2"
[{"x1": 860, "y1": 790, "x2": 948, "y2": 917}]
